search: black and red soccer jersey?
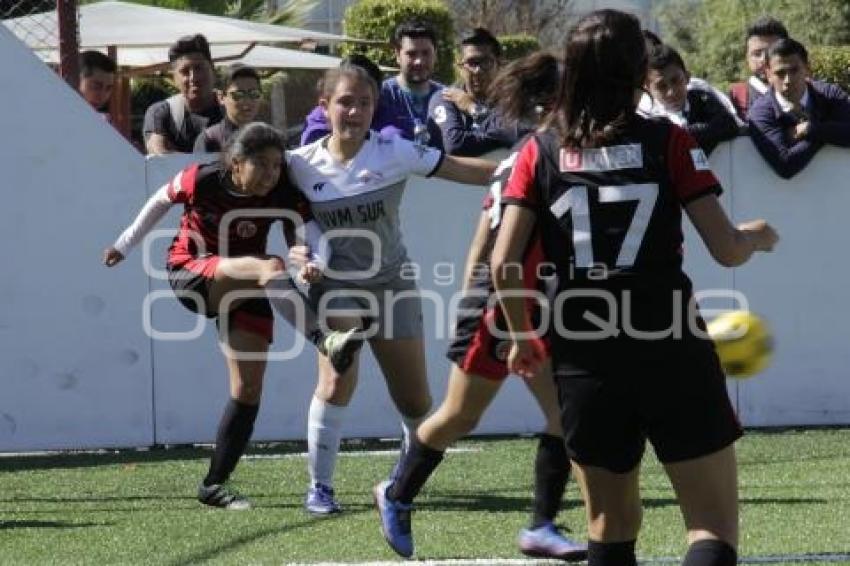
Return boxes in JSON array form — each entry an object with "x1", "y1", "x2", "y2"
[
  {"x1": 447, "y1": 137, "x2": 549, "y2": 380},
  {"x1": 502, "y1": 116, "x2": 723, "y2": 365},
  {"x1": 473, "y1": 136, "x2": 547, "y2": 295},
  {"x1": 504, "y1": 116, "x2": 720, "y2": 281},
  {"x1": 166, "y1": 162, "x2": 309, "y2": 271}
]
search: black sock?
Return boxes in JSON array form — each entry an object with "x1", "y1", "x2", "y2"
[
  {"x1": 682, "y1": 539, "x2": 737, "y2": 566},
  {"x1": 587, "y1": 540, "x2": 637, "y2": 566},
  {"x1": 387, "y1": 436, "x2": 444, "y2": 504},
  {"x1": 530, "y1": 433, "x2": 570, "y2": 529},
  {"x1": 203, "y1": 399, "x2": 260, "y2": 486}
]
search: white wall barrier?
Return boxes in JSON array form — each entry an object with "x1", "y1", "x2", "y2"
[
  {"x1": 0, "y1": 25, "x2": 154, "y2": 451},
  {"x1": 3, "y1": 23, "x2": 849, "y2": 450},
  {"x1": 717, "y1": 140, "x2": 850, "y2": 426}
]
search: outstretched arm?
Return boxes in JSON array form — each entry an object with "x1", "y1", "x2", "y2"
[
  {"x1": 685, "y1": 193, "x2": 778, "y2": 267},
  {"x1": 103, "y1": 185, "x2": 174, "y2": 266},
  {"x1": 433, "y1": 154, "x2": 497, "y2": 186}
]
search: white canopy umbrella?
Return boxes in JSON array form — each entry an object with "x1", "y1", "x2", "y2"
[
  {"x1": 3, "y1": 0, "x2": 350, "y2": 49},
  {"x1": 36, "y1": 43, "x2": 344, "y2": 70}
]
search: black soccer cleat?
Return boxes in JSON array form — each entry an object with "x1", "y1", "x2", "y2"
[
  {"x1": 197, "y1": 483, "x2": 252, "y2": 510},
  {"x1": 319, "y1": 327, "x2": 363, "y2": 374}
]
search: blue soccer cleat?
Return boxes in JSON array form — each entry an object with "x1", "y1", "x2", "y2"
[
  {"x1": 373, "y1": 480, "x2": 414, "y2": 558},
  {"x1": 305, "y1": 483, "x2": 342, "y2": 515},
  {"x1": 518, "y1": 522, "x2": 588, "y2": 561}
]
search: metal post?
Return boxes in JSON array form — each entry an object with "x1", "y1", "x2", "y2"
[{"x1": 57, "y1": 0, "x2": 80, "y2": 90}]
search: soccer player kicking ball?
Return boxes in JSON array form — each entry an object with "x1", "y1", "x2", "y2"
[{"x1": 104, "y1": 123, "x2": 360, "y2": 509}]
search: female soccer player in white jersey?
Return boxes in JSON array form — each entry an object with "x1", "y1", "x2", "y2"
[
  {"x1": 492, "y1": 10, "x2": 777, "y2": 566},
  {"x1": 103, "y1": 123, "x2": 359, "y2": 510},
  {"x1": 286, "y1": 64, "x2": 496, "y2": 514}
]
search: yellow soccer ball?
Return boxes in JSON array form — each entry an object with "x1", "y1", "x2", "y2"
[{"x1": 707, "y1": 311, "x2": 774, "y2": 379}]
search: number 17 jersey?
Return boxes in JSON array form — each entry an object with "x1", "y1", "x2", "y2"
[{"x1": 502, "y1": 117, "x2": 723, "y2": 360}]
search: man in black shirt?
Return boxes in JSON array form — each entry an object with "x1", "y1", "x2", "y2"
[{"x1": 194, "y1": 64, "x2": 262, "y2": 153}]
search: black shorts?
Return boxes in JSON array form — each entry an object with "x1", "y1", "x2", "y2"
[
  {"x1": 167, "y1": 263, "x2": 274, "y2": 342},
  {"x1": 554, "y1": 335, "x2": 742, "y2": 473}
]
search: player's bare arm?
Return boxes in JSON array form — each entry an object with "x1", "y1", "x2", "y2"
[
  {"x1": 434, "y1": 155, "x2": 497, "y2": 185},
  {"x1": 686, "y1": 193, "x2": 779, "y2": 267}
]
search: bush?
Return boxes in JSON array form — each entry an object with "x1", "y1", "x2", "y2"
[
  {"x1": 341, "y1": 0, "x2": 456, "y2": 84},
  {"x1": 497, "y1": 34, "x2": 541, "y2": 61},
  {"x1": 810, "y1": 46, "x2": 850, "y2": 93}
]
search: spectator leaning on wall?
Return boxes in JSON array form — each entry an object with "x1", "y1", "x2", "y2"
[
  {"x1": 643, "y1": 44, "x2": 740, "y2": 154},
  {"x1": 78, "y1": 50, "x2": 117, "y2": 120},
  {"x1": 748, "y1": 37, "x2": 850, "y2": 179},
  {"x1": 426, "y1": 28, "x2": 523, "y2": 156},
  {"x1": 143, "y1": 34, "x2": 223, "y2": 154},
  {"x1": 194, "y1": 64, "x2": 262, "y2": 153}
]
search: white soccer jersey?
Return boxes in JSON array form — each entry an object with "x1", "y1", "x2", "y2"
[{"x1": 287, "y1": 132, "x2": 444, "y2": 284}]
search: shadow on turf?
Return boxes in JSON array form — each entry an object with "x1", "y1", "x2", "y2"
[
  {"x1": 0, "y1": 519, "x2": 106, "y2": 529},
  {"x1": 419, "y1": 492, "x2": 828, "y2": 513},
  {"x1": 0, "y1": 446, "x2": 300, "y2": 473}
]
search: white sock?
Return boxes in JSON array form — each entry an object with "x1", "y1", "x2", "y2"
[
  {"x1": 400, "y1": 413, "x2": 427, "y2": 454},
  {"x1": 307, "y1": 396, "x2": 347, "y2": 488},
  {"x1": 265, "y1": 277, "x2": 323, "y2": 344}
]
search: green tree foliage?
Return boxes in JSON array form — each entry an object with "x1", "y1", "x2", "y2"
[
  {"x1": 497, "y1": 34, "x2": 540, "y2": 61},
  {"x1": 655, "y1": 0, "x2": 850, "y2": 87},
  {"x1": 225, "y1": 0, "x2": 316, "y2": 25},
  {"x1": 341, "y1": 0, "x2": 456, "y2": 84},
  {"x1": 810, "y1": 46, "x2": 850, "y2": 92}
]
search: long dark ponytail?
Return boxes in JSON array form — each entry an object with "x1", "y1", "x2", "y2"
[{"x1": 547, "y1": 9, "x2": 647, "y2": 148}]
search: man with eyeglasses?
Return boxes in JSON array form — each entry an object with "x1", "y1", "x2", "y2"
[
  {"x1": 194, "y1": 64, "x2": 263, "y2": 153},
  {"x1": 143, "y1": 34, "x2": 224, "y2": 154},
  {"x1": 426, "y1": 28, "x2": 519, "y2": 156}
]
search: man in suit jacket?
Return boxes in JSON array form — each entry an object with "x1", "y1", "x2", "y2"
[{"x1": 749, "y1": 38, "x2": 850, "y2": 179}]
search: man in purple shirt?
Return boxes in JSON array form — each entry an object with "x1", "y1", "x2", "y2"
[
  {"x1": 374, "y1": 19, "x2": 444, "y2": 144},
  {"x1": 749, "y1": 38, "x2": 850, "y2": 179}
]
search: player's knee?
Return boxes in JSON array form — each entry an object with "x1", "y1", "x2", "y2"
[
  {"x1": 588, "y1": 502, "x2": 642, "y2": 541},
  {"x1": 233, "y1": 382, "x2": 263, "y2": 404}
]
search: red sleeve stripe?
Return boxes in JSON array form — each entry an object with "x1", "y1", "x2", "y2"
[
  {"x1": 167, "y1": 163, "x2": 200, "y2": 203},
  {"x1": 502, "y1": 136, "x2": 540, "y2": 206},
  {"x1": 666, "y1": 126, "x2": 722, "y2": 203}
]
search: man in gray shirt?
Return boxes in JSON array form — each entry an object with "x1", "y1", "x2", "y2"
[{"x1": 143, "y1": 34, "x2": 223, "y2": 154}]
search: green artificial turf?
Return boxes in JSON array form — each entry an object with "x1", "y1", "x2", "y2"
[{"x1": 2, "y1": 429, "x2": 849, "y2": 565}]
